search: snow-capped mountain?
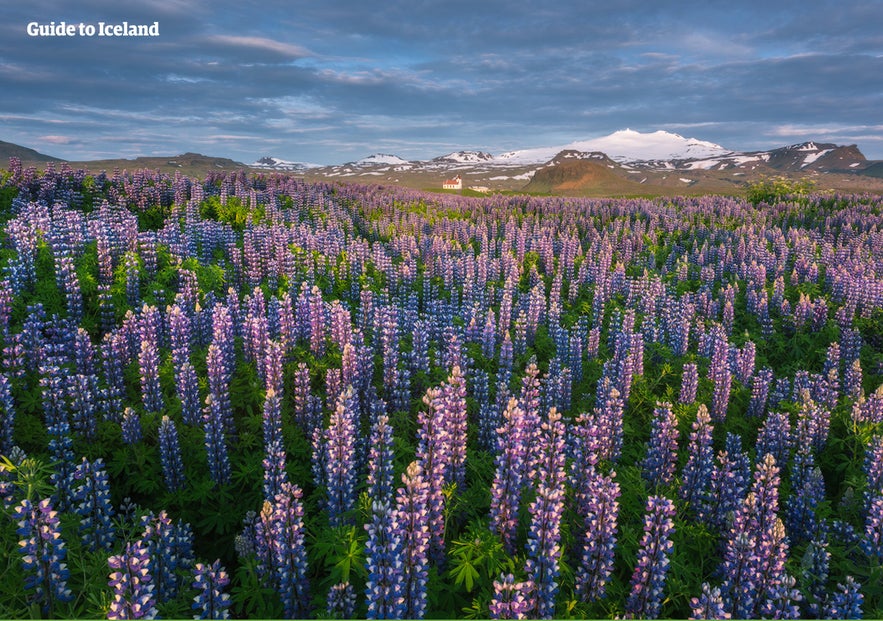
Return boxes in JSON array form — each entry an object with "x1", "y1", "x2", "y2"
[
  {"x1": 255, "y1": 129, "x2": 878, "y2": 194},
  {"x1": 353, "y1": 153, "x2": 411, "y2": 166},
  {"x1": 251, "y1": 156, "x2": 318, "y2": 171},
  {"x1": 432, "y1": 151, "x2": 495, "y2": 164},
  {"x1": 494, "y1": 129, "x2": 731, "y2": 165}
]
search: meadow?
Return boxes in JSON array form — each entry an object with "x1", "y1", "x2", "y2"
[{"x1": 0, "y1": 158, "x2": 881, "y2": 619}]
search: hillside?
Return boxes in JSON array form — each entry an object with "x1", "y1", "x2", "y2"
[{"x1": 0, "y1": 140, "x2": 62, "y2": 164}]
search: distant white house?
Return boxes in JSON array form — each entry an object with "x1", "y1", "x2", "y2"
[{"x1": 443, "y1": 174, "x2": 462, "y2": 190}]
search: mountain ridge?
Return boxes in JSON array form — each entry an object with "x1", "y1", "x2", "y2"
[{"x1": 5, "y1": 129, "x2": 883, "y2": 195}]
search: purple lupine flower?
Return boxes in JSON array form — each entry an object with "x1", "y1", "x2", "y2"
[
  {"x1": 158, "y1": 416, "x2": 185, "y2": 492},
  {"x1": 845, "y1": 358, "x2": 863, "y2": 401},
  {"x1": 309, "y1": 284, "x2": 326, "y2": 356},
  {"x1": 864, "y1": 435, "x2": 883, "y2": 517},
  {"x1": 720, "y1": 453, "x2": 794, "y2": 619},
  {"x1": 14, "y1": 497, "x2": 73, "y2": 616},
  {"x1": 325, "y1": 386, "x2": 358, "y2": 526},
  {"x1": 595, "y1": 375, "x2": 624, "y2": 463},
  {"x1": 523, "y1": 408, "x2": 567, "y2": 620},
  {"x1": 680, "y1": 404, "x2": 715, "y2": 512},
  {"x1": 138, "y1": 307, "x2": 164, "y2": 414},
  {"x1": 415, "y1": 385, "x2": 449, "y2": 563},
  {"x1": 68, "y1": 373, "x2": 99, "y2": 440},
  {"x1": 747, "y1": 367, "x2": 774, "y2": 418},
  {"x1": 262, "y1": 439, "x2": 289, "y2": 503},
  {"x1": 756, "y1": 410, "x2": 792, "y2": 467},
  {"x1": 107, "y1": 540, "x2": 158, "y2": 620},
  {"x1": 203, "y1": 393, "x2": 231, "y2": 486},
  {"x1": 705, "y1": 433, "x2": 751, "y2": 532},
  {"x1": 709, "y1": 331, "x2": 732, "y2": 421},
  {"x1": 786, "y1": 448, "x2": 826, "y2": 545},
  {"x1": 394, "y1": 461, "x2": 430, "y2": 619},
  {"x1": 206, "y1": 343, "x2": 234, "y2": 439},
  {"x1": 0, "y1": 373, "x2": 15, "y2": 453},
  {"x1": 121, "y1": 407, "x2": 142, "y2": 445},
  {"x1": 367, "y1": 413, "x2": 395, "y2": 503},
  {"x1": 574, "y1": 465, "x2": 620, "y2": 603},
  {"x1": 192, "y1": 559, "x2": 231, "y2": 620},
  {"x1": 72, "y1": 457, "x2": 116, "y2": 551},
  {"x1": 47, "y1": 421, "x2": 76, "y2": 511},
  {"x1": 625, "y1": 495, "x2": 676, "y2": 619},
  {"x1": 327, "y1": 581, "x2": 356, "y2": 619},
  {"x1": 795, "y1": 389, "x2": 831, "y2": 452},
  {"x1": 642, "y1": 401, "x2": 679, "y2": 488},
  {"x1": 827, "y1": 576, "x2": 863, "y2": 620},
  {"x1": 800, "y1": 539, "x2": 830, "y2": 619},
  {"x1": 490, "y1": 398, "x2": 526, "y2": 554},
  {"x1": 259, "y1": 482, "x2": 310, "y2": 618},
  {"x1": 489, "y1": 574, "x2": 536, "y2": 620},
  {"x1": 689, "y1": 582, "x2": 730, "y2": 620},
  {"x1": 177, "y1": 361, "x2": 201, "y2": 426},
  {"x1": 679, "y1": 362, "x2": 699, "y2": 405},
  {"x1": 365, "y1": 500, "x2": 404, "y2": 619},
  {"x1": 441, "y1": 365, "x2": 468, "y2": 489},
  {"x1": 140, "y1": 510, "x2": 193, "y2": 602},
  {"x1": 863, "y1": 496, "x2": 883, "y2": 561}
]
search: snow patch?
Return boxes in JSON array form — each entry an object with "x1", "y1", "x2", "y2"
[{"x1": 801, "y1": 149, "x2": 832, "y2": 167}]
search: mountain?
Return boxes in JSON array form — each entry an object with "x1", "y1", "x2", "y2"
[
  {"x1": 494, "y1": 129, "x2": 731, "y2": 165},
  {"x1": 0, "y1": 140, "x2": 62, "y2": 164},
  {"x1": 251, "y1": 156, "x2": 317, "y2": 172},
  {"x1": 291, "y1": 130, "x2": 882, "y2": 194},
  {"x1": 353, "y1": 153, "x2": 411, "y2": 166}
]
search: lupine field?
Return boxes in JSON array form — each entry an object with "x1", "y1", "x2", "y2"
[{"x1": 1, "y1": 157, "x2": 883, "y2": 620}]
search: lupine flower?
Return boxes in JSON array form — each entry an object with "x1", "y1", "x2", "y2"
[
  {"x1": 158, "y1": 416, "x2": 185, "y2": 492},
  {"x1": 720, "y1": 453, "x2": 796, "y2": 619},
  {"x1": 394, "y1": 461, "x2": 430, "y2": 619},
  {"x1": 258, "y1": 482, "x2": 310, "y2": 618},
  {"x1": 121, "y1": 407, "x2": 142, "y2": 445},
  {"x1": 0, "y1": 373, "x2": 15, "y2": 453},
  {"x1": 800, "y1": 539, "x2": 830, "y2": 619},
  {"x1": 367, "y1": 413, "x2": 395, "y2": 503},
  {"x1": 709, "y1": 331, "x2": 732, "y2": 421},
  {"x1": 325, "y1": 386, "x2": 358, "y2": 526},
  {"x1": 574, "y1": 465, "x2": 620, "y2": 602},
  {"x1": 642, "y1": 401, "x2": 679, "y2": 488},
  {"x1": 364, "y1": 500, "x2": 404, "y2": 619},
  {"x1": 747, "y1": 367, "x2": 774, "y2": 418},
  {"x1": 523, "y1": 408, "x2": 566, "y2": 619},
  {"x1": 756, "y1": 410, "x2": 792, "y2": 467},
  {"x1": 863, "y1": 496, "x2": 883, "y2": 561},
  {"x1": 827, "y1": 576, "x2": 863, "y2": 620},
  {"x1": 786, "y1": 448, "x2": 826, "y2": 545},
  {"x1": 705, "y1": 433, "x2": 751, "y2": 531},
  {"x1": 72, "y1": 457, "x2": 116, "y2": 551},
  {"x1": 327, "y1": 581, "x2": 356, "y2": 619},
  {"x1": 107, "y1": 540, "x2": 157, "y2": 619},
  {"x1": 203, "y1": 393, "x2": 231, "y2": 486},
  {"x1": 680, "y1": 404, "x2": 715, "y2": 512},
  {"x1": 689, "y1": 583, "x2": 730, "y2": 620},
  {"x1": 141, "y1": 510, "x2": 192, "y2": 602},
  {"x1": 192, "y1": 559, "x2": 231, "y2": 620},
  {"x1": 14, "y1": 497, "x2": 73, "y2": 615},
  {"x1": 489, "y1": 574, "x2": 536, "y2": 620},
  {"x1": 625, "y1": 495, "x2": 676, "y2": 619},
  {"x1": 490, "y1": 398, "x2": 526, "y2": 554},
  {"x1": 679, "y1": 362, "x2": 699, "y2": 404},
  {"x1": 139, "y1": 336, "x2": 163, "y2": 414}
]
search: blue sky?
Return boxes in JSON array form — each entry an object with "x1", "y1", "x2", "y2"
[{"x1": 3, "y1": 0, "x2": 883, "y2": 163}]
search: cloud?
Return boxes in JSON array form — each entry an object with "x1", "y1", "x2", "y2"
[
  {"x1": 200, "y1": 35, "x2": 313, "y2": 60},
  {"x1": 2, "y1": 0, "x2": 882, "y2": 162}
]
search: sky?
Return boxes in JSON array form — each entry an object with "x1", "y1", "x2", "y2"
[{"x1": 3, "y1": 0, "x2": 883, "y2": 164}]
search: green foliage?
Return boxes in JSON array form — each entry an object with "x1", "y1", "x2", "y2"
[{"x1": 746, "y1": 176, "x2": 816, "y2": 206}]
